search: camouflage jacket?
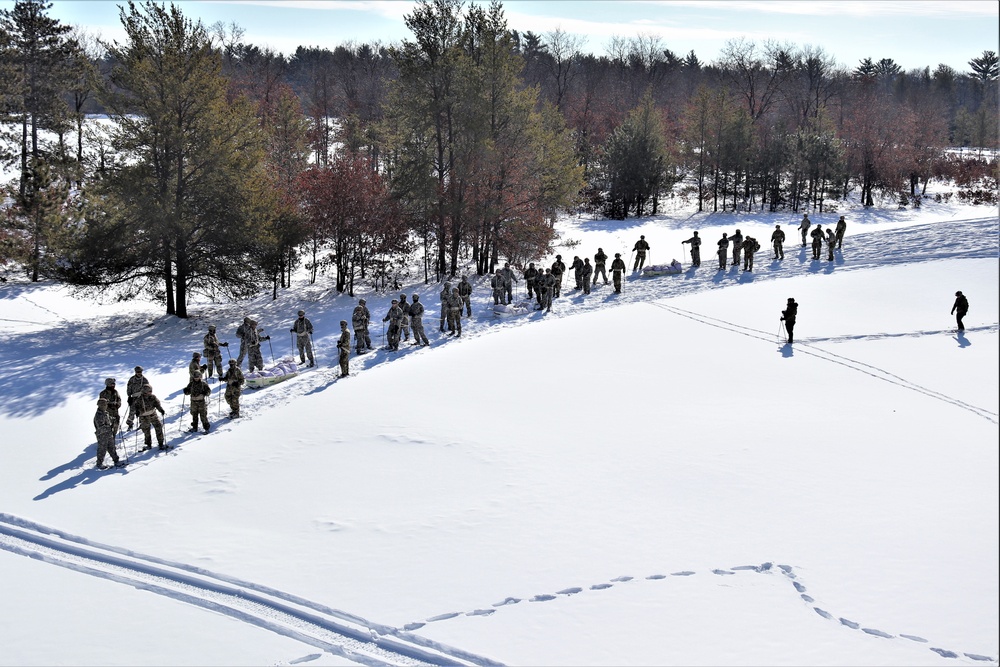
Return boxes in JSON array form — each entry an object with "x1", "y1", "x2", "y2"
[
  {"x1": 337, "y1": 328, "x2": 351, "y2": 352},
  {"x1": 409, "y1": 301, "x2": 425, "y2": 320},
  {"x1": 133, "y1": 393, "x2": 164, "y2": 417},
  {"x1": 771, "y1": 229, "x2": 785, "y2": 243},
  {"x1": 594, "y1": 250, "x2": 608, "y2": 266},
  {"x1": 223, "y1": 366, "x2": 245, "y2": 387},
  {"x1": 383, "y1": 305, "x2": 403, "y2": 324},
  {"x1": 352, "y1": 306, "x2": 371, "y2": 329},
  {"x1": 203, "y1": 332, "x2": 221, "y2": 355},
  {"x1": 291, "y1": 317, "x2": 313, "y2": 336},
  {"x1": 99, "y1": 387, "x2": 122, "y2": 413},
  {"x1": 447, "y1": 292, "x2": 464, "y2": 310},
  {"x1": 94, "y1": 408, "x2": 114, "y2": 437},
  {"x1": 458, "y1": 280, "x2": 472, "y2": 297},
  {"x1": 126, "y1": 374, "x2": 150, "y2": 399},
  {"x1": 611, "y1": 258, "x2": 627, "y2": 273},
  {"x1": 185, "y1": 379, "x2": 211, "y2": 402},
  {"x1": 551, "y1": 260, "x2": 566, "y2": 277}
]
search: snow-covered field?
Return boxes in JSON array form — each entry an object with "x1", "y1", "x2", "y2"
[{"x1": 0, "y1": 197, "x2": 997, "y2": 666}]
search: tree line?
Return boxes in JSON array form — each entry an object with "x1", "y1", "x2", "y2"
[{"x1": 0, "y1": 0, "x2": 996, "y2": 317}]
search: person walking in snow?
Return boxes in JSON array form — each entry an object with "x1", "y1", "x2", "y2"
[
  {"x1": 352, "y1": 299, "x2": 372, "y2": 354},
  {"x1": 551, "y1": 255, "x2": 566, "y2": 298},
  {"x1": 440, "y1": 281, "x2": 453, "y2": 328},
  {"x1": 222, "y1": 359, "x2": 245, "y2": 419},
  {"x1": 581, "y1": 258, "x2": 593, "y2": 294},
  {"x1": 681, "y1": 232, "x2": 702, "y2": 266},
  {"x1": 183, "y1": 371, "x2": 211, "y2": 433},
  {"x1": 93, "y1": 398, "x2": 121, "y2": 470},
  {"x1": 203, "y1": 325, "x2": 225, "y2": 381},
  {"x1": 798, "y1": 214, "x2": 811, "y2": 247},
  {"x1": 810, "y1": 225, "x2": 824, "y2": 260},
  {"x1": 398, "y1": 295, "x2": 411, "y2": 342},
  {"x1": 570, "y1": 255, "x2": 584, "y2": 289},
  {"x1": 825, "y1": 228, "x2": 836, "y2": 261},
  {"x1": 835, "y1": 215, "x2": 847, "y2": 249},
  {"x1": 336, "y1": 320, "x2": 351, "y2": 377},
  {"x1": 771, "y1": 225, "x2": 785, "y2": 260},
  {"x1": 188, "y1": 352, "x2": 206, "y2": 382},
  {"x1": 781, "y1": 298, "x2": 798, "y2": 344},
  {"x1": 124, "y1": 366, "x2": 150, "y2": 430},
  {"x1": 593, "y1": 248, "x2": 609, "y2": 285},
  {"x1": 99, "y1": 378, "x2": 122, "y2": 435},
  {"x1": 539, "y1": 269, "x2": 555, "y2": 311},
  {"x1": 742, "y1": 236, "x2": 758, "y2": 271},
  {"x1": 951, "y1": 291, "x2": 969, "y2": 331},
  {"x1": 458, "y1": 275, "x2": 473, "y2": 316},
  {"x1": 135, "y1": 384, "x2": 166, "y2": 451},
  {"x1": 610, "y1": 253, "x2": 627, "y2": 292},
  {"x1": 383, "y1": 299, "x2": 404, "y2": 350},
  {"x1": 717, "y1": 233, "x2": 729, "y2": 270},
  {"x1": 290, "y1": 310, "x2": 315, "y2": 367},
  {"x1": 632, "y1": 235, "x2": 650, "y2": 272},
  {"x1": 730, "y1": 229, "x2": 744, "y2": 269},
  {"x1": 409, "y1": 295, "x2": 430, "y2": 346}
]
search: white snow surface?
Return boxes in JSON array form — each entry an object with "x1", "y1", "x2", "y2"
[{"x1": 0, "y1": 198, "x2": 998, "y2": 666}]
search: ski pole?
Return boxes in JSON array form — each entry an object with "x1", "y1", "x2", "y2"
[
  {"x1": 178, "y1": 394, "x2": 187, "y2": 435},
  {"x1": 290, "y1": 331, "x2": 296, "y2": 358},
  {"x1": 267, "y1": 337, "x2": 275, "y2": 364},
  {"x1": 682, "y1": 244, "x2": 687, "y2": 263},
  {"x1": 309, "y1": 333, "x2": 316, "y2": 365},
  {"x1": 216, "y1": 383, "x2": 222, "y2": 419},
  {"x1": 223, "y1": 343, "x2": 231, "y2": 361}
]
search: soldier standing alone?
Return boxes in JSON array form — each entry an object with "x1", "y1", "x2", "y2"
[
  {"x1": 951, "y1": 291, "x2": 969, "y2": 331},
  {"x1": 781, "y1": 298, "x2": 798, "y2": 344},
  {"x1": 290, "y1": 310, "x2": 315, "y2": 367},
  {"x1": 203, "y1": 325, "x2": 225, "y2": 380},
  {"x1": 632, "y1": 235, "x2": 650, "y2": 271},
  {"x1": 798, "y1": 214, "x2": 811, "y2": 247},
  {"x1": 771, "y1": 225, "x2": 785, "y2": 260},
  {"x1": 835, "y1": 215, "x2": 847, "y2": 249},
  {"x1": 336, "y1": 320, "x2": 351, "y2": 377}
]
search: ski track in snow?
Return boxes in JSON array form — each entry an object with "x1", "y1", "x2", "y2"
[
  {"x1": 404, "y1": 561, "x2": 997, "y2": 664},
  {"x1": 0, "y1": 513, "x2": 503, "y2": 667}
]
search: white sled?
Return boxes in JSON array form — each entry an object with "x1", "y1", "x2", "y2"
[
  {"x1": 245, "y1": 358, "x2": 300, "y2": 389},
  {"x1": 641, "y1": 260, "x2": 683, "y2": 277},
  {"x1": 493, "y1": 300, "x2": 533, "y2": 317}
]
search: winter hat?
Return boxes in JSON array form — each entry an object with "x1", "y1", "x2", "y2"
[
  {"x1": 298, "y1": 310, "x2": 305, "y2": 316},
  {"x1": 134, "y1": 366, "x2": 143, "y2": 373},
  {"x1": 142, "y1": 385, "x2": 152, "y2": 393},
  {"x1": 229, "y1": 359, "x2": 237, "y2": 365},
  {"x1": 192, "y1": 352, "x2": 201, "y2": 358},
  {"x1": 105, "y1": 378, "x2": 115, "y2": 386},
  {"x1": 97, "y1": 398, "x2": 108, "y2": 406},
  {"x1": 955, "y1": 291, "x2": 963, "y2": 297},
  {"x1": 340, "y1": 320, "x2": 347, "y2": 327},
  {"x1": 193, "y1": 372, "x2": 202, "y2": 380},
  {"x1": 412, "y1": 295, "x2": 419, "y2": 301},
  {"x1": 359, "y1": 299, "x2": 366, "y2": 305},
  {"x1": 208, "y1": 325, "x2": 216, "y2": 331}
]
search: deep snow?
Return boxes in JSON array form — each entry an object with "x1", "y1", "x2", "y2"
[{"x1": 0, "y1": 198, "x2": 997, "y2": 666}]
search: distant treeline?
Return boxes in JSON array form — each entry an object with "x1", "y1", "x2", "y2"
[{"x1": 0, "y1": 0, "x2": 997, "y2": 317}]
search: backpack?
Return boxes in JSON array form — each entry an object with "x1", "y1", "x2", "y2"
[{"x1": 753, "y1": 238, "x2": 761, "y2": 253}]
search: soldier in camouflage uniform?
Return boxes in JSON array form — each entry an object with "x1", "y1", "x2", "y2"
[
  {"x1": 203, "y1": 325, "x2": 225, "y2": 380},
  {"x1": 447, "y1": 288, "x2": 463, "y2": 336},
  {"x1": 717, "y1": 233, "x2": 729, "y2": 270},
  {"x1": 490, "y1": 271, "x2": 504, "y2": 305},
  {"x1": 610, "y1": 253, "x2": 627, "y2": 293},
  {"x1": 458, "y1": 275, "x2": 473, "y2": 316},
  {"x1": 383, "y1": 299, "x2": 404, "y2": 350},
  {"x1": 500, "y1": 263, "x2": 516, "y2": 304},
  {"x1": 124, "y1": 366, "x2": 150, "y2": 430},
  {"x1": 245, "y1": 319, "x2": 267, "y2": 372},
  {"x1": 290, "y1": 310, "x2": 315, "y2": 367},
  {"x1": 632, "y1": 235, "x2": 650, "y2": 271},
  {"x1": 222, "y1": 359, "x2": 245, "y2": 418},
  {"x1": 94, "y1": 398, "x2": 121, "y2": 469},
  {"x1": 189, "y1": 352, "x2": 206, "y2": 382},
  {"x1": 742, "y1": 236, "x2": 757, "y2": 271},
  {"x1": 99, "y1": 378, "x2": 122, "y2": 435},
  {"x1": 183, "y1": 371, "x2": 211, "y2": 433},
  {"x1": 681, "y1": 232, "x2": 702, "y2": 266},
  {"x1": 835, "y1": 215, "x2": 847, "y2": 249},
  {"x1": 551, "y1": 255, "x2": 566, "y2": 298},
  {"x1": 235, "y1": 317, "x2": 251, "y2": 368},
  {"x1": 798, "y1": 214, "x2": 811, "y2": 247},
  {"x1": 409, "y1": 294, "x2": 430, "y2": 346},
  {"x1": 336, "y1": 320, "x2": 351, "y2": 377},
  {"x1": 134, "y1": 384, "x2": 166, "y2": 451},
  {"x1": 538, "y1": 268, "x2": 555, "y2": 312},
  {"x1": 730, "y1": 229, "x2": 743, "y2": 269},
  {"x1": 440, "y1": 282, "x2": 452, "y2": 330},
  {"x1": 771, "y1": 225, "x2": 785, "y2": 260},
  {"x1": 810, "y1": 225, "x2": 824, "y2": 260},
  {"x1": 825, "y1": 228, "x2": 836, "y2": 261},
  {"x1": 352, "y1": 299, "x2": 372, "y2": 354},
  {"x1": 581, "y1": 258, "x2": 593, "y2": 294},
  {"x1": 524, "y1": 264, "x2": 538, "y2": 299},
  {"x1": 398, "y1": 295, "x2": 411, "y2": 342},
  {"x1": 593, "y1": 248, "x2": 608, "y2": 285},
  {"x1": 570, "y1": 255, "x2": 584, "y2": 289}
]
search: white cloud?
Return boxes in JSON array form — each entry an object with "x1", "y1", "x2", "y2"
[
  {"x1": 201, "y1": 0, "x2": 417, "y2": 21},
  {"x1": 638, "y1": 0, "x2": 998, "y2": 18}
]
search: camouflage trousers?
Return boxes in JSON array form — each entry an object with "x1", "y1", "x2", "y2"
[
  {"x1": 225, "y1": 385, "x2": 242, "y2": 416},
  {"x1": 744, "y1": 253, "x2": 754, "y2": 271},
  {"x1": 732, "y1": 247, "x2": 741, "y2": 266},
  {"x1": 203, "y1": 351, "x2": 224, "y2": 378},
  {"x1": 539, "y1": 289, "x2": 552, "y2": 312},
  {"x1": 338, "y1": 347, "x2": 350, "y2": 376},
  {"x1": 296, "y1": 334, "x2": 314, "y2": 365},
  {"x1": 812, "y1": 240, "x2": 822, "y2": 259},
  {"x1": 248, "y1": 345, "x2": 264, "y2": 372},
  {"x1": 189, "y1": 398, "x2": 209, "y2": 430},
  {"x1": 400, "y1": 315, "x2": 410, "y2": 341},
  {"x1": 139, "y1": 413, "x2": 164, "y2": 447},
  {"x1": 773, "y1": 240, "x2": 783, "y2": 259},
  {"x1": 411, "y1": 318, "x2": 430, "y2": 345},
  {"x1": 462, "y1": 295, "x2": 471, "y2": 317},
  {"x1": 613, "y1": 271, "x2": 623, "y2": 293},
  {"x1": 447, "y1": 308, "x2": 462, "y2": 334},
  {"x1": 96, "y1": 432, "x2": 119, "y2": 466},
  {"x1": 592, "y1": 264, "x2": 608, "y2": 285},
  {"x1": 690, "y1": 247, "x2": 701, "y2": 265},
  {"x1": 237, "y1": 341, "x2": 247, "y2": 367},
  {"x1": 355, "y1": 326, "x2": 371, "y2": 353},
  {"x1": 386, "y1": 323, "x2": 401, "y2": 350}
]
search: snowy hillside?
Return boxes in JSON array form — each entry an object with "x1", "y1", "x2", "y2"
[{"x1": 0, "y1": 200, "x2": 997, "y2": 666}]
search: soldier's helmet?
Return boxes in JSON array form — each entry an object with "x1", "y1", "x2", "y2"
[
  {"x1": 193, "y1": 372, "x2": 202, "y2": 380},
  {"x1": 722, "y1": 232, "x2": 728, "y2": 237},
  {"x1": 229, "y1": 359, "x2": 237, "y2": 365},
  {"x1": 192, "y1": 352, "x2": 200, "y2": 358},
  {"x1": 298, "y1": 310, "x2": 305, "y2": 316},
  {"x1": 556, "y1": 254, "x2": 562, "y2": 259},
  {"x1": 775, "y1": 224, "x2": 780, "y2": 228},
  {"x1": 615, "y1": 253, "x2": 621, "y2": 257},
  {"x1": 545, "y1": 268, "x2": 551, "y2": 273},
  {"x1": 243, "y1": 316, "x2": 251, "y2": 324},
  {"x1": 391, "y1": 299, "x2": 398, "y2": 304},
  {"x1": 694, "y1": 231, "x2": 699, "y2": 235},
  {"x1": 736, "y1": 229, "x2": 741, "y2": 234},
  {"x1": 340, "y1": 320, "x2": 347, "y2": 327},
  {"x1": 134, "y1": 365, "x2": 143, "y2": 373},
  {"x1": 598, "y1": 247, "x2": 603, "y2": 252},
  {"x1": 788, "y1": 297, "x2": 795, "y2": 303},
  {"x1": 359, "y1": 298, "x2": 366, "y2": 305},
  {"x1": 97, "y1": 398, "x2": 108, "y2": 406},
  {"x1": 640, "y1": 235, "x2": 645, "y2": 239},
  {"x1": 955, "y1": 291, "x2": 963, "y2": 297},
  {"x1": 529, "y1": 263, "x2": 534, "y2": 267},
  {"x1": 452, "y1": 287, "x2": 459, "y2": 293},
  {"x1": 400, "y1": 294, "x2": 406, "y2": 300},
  {"x1": 412, "y1": 294, "x2": 420, "y2": 301},
  {"x1": 208, "y1": 325, "x2": 216, "y2": 331},
  {"x1": 105, "y1": 378, "x2": 115, "y2": 386},
  {"x1": 142, "y1": 385, "x2": 153, "y2": 394}
]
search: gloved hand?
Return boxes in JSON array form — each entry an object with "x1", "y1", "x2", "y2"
[
  {"x1": 183, "y1": 387, "x2": 191, "y2": 395},
  {"x1": 158, "y1": 408, "x2": 165, "y2": 415},
  {"x1": 290, "y1": 328, "x2": 295, "y2": 332},
  {"x1": 264, "y1": 336, "x2": 271, "y2": 341},
  {"x1": 221, "y1": 342, "x2": 229, "y2": 347}
]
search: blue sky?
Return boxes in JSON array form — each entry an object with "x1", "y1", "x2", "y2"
[{"x1": 8, "y1": 0, "x2": 998, "y2": 72}]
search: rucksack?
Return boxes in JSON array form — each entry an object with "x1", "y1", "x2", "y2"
[{"x1": 753, "y1": 239, "x2": 761, "y2": 253}]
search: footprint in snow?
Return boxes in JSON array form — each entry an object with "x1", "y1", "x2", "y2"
[
  {"x1": 814, "y1": 607, "x2": 833, "y2": 620},
  {"x1": 965, "y1": 653, "x2": 994, "y2": 662},
  {"x1": 289, "y1": 654, "x2": 322, "y2": 665},
  {"x1": 671, "y1": 571, "x2": 696, "y2": 576},
  {"x1": 800, "y1": 594, "x2": 814, "y2": 603},
  {"x1": 930, "y1": 648, "x2": 958, "y2": 659},
  {"x1": 792, "y1": 582, "x2": 806, "y2": 592},
  {"x1": 426, "y1": 612, "x2": 461, "y2": 622},
  {"x1": 590, "y1": 583, "x2": 613, "y2": 590},
  {"x1": 862, "y1": 628, "x2": 893, "y2": 638},
  {"x1": 900, "y1": 634, "x2": 928, "y2": 643},
  {"x1": 531, "y1": 594, "x2": 556, "y2": 602},
  {"x1": 712, "y1": 569, "x2": 735, "y2": 576},
  {"x1": 492, "y1": 597, "x2": 521, "y2": 607},
  {"x1": 646, "y1": 574, "x2": 666, "y2": 580},
  {"x1": 611, "y1": 576, "x2": 633, "y2": 582},
  {"x1": 839, "y1": 618, "x2": 859, "y2": 629},
  {"x1": 556, "y1": 587, "x2": 582, "y2": 595},
  {"x1": 466, "y1": 609, "x2": 495, "y2": 617},
  {"x1": 403, "y1": 622, "x2": 425, "y2": 631}
]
